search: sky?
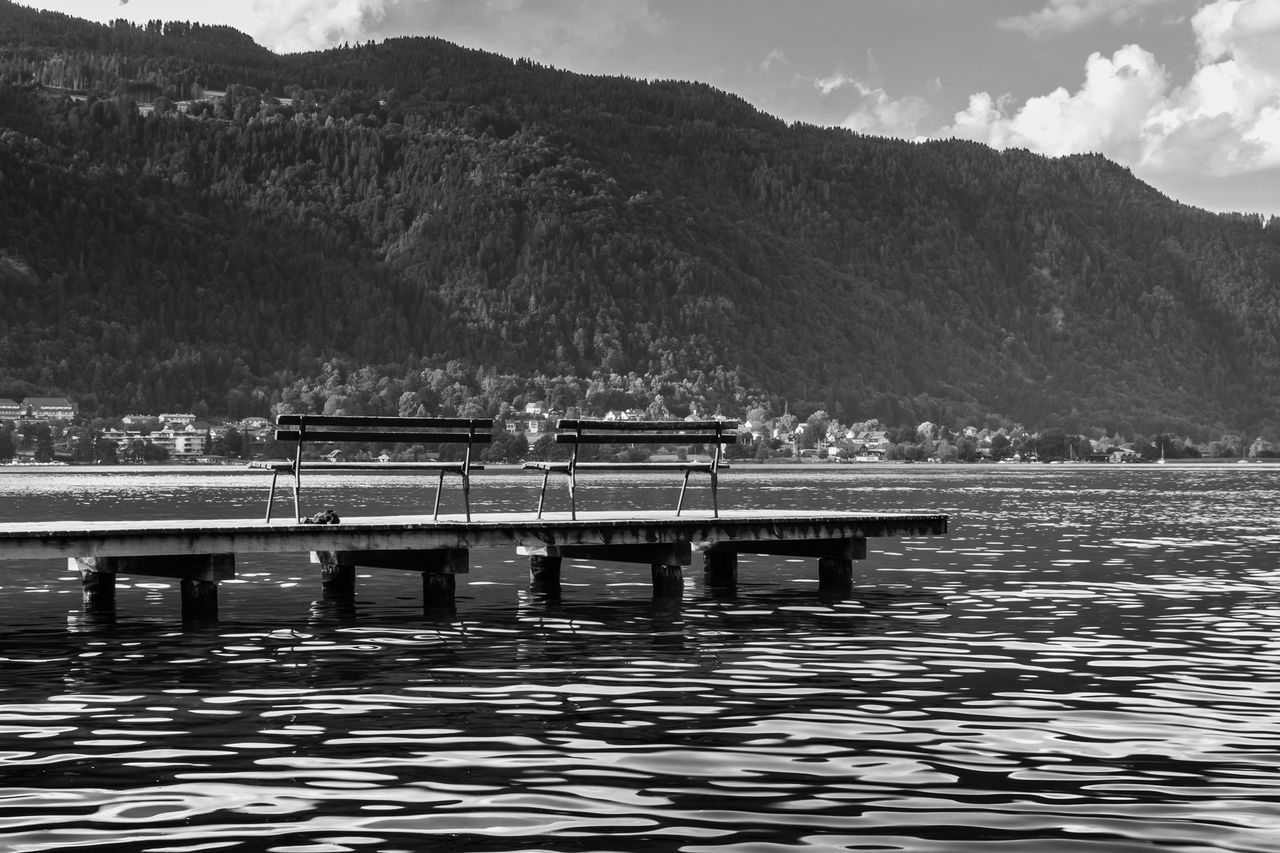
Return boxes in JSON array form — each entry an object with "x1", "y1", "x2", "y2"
[{"x1": 22, "y1": 0, "x2": 1280, "y2": 220}]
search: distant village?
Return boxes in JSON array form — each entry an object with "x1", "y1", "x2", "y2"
[
  {"x1": 1, "y1": 396, "x2": 1275, "y2": 465},
  {"x1": 0, "y1": 396, "x2": 271, "y2": 464}
]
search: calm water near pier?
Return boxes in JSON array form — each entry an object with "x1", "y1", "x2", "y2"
[{"x1": 1, "y1": 464, "x2": 1279, "y2": 852}]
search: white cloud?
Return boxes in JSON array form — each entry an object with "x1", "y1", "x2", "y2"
[
  {"x1": 944, "y1": 0, "x2": 1280, "y2": 182},
  {"x1": 250, "y1": 0, "x2": 392, "y2": 53},
  {"x1": 30, "y1": 0, "x2": 664, "y2": 57},
  {"x1": 811, "y1": 48, "x2": 931, "y2": 139},
  {"x1": 843, "y1": 86, "x2": 931, "y2": 138},
  {"x1": 814, "y1": 71, "x2": 856, "y2": 96},
  {"x1": 761, "y1": 48, "x2": 788, "y2": 73},
  {"x1": 245, "y1": 0, "x2": 663, "y2": 62},
  {"x1": 814, "y1": 73, "x2": 929, "y2": 138},
  {"x1": 998, "y1": 0, "x2": 1182, "y2": 38}
]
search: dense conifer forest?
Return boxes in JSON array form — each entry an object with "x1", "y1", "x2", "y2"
[{"x1": 2, "y1": 1, "x2": 1279, "y2": 439}]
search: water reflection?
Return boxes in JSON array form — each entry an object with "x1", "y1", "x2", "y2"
[{"x1": 2, "y1": 466, "x2": 1280, "y2": 850}]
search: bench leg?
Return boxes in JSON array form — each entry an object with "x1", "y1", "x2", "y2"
[
  {"x1": 264, "y1": 470, "x2": 279, "y2": 522},
  {"x1": 536, "y1": 469, "x2": 551, "y2": 519},
  {"x1": 676, "y1": 469, "x2": 692, "y2": 516},
  {"x1": 291, "y1": 472, "x2": 302, "y2": 523},
  {"x1": 462, "y1": 470, "x2": 471, "y2": 522},
  {"x1": 568, "y1": 472, "x2": 577, "y2": 521},
  {"x1": 711, "y1": 470, "x2": 719, "y2": 518},
  {"x1": 433, "y1": 470, "x2": 445, "y2": 520}
]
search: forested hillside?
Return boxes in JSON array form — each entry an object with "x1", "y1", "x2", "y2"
[{"x1": 2, "y1": 1, "x2": 1279, "y2": 438}]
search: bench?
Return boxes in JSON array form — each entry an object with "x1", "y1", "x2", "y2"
[
  {"x1": 524, "y1": 418, "x2": 738, "y2": 519},
  {"x1": 249, "y1": 414, "x2": 492, "y2": 523}
]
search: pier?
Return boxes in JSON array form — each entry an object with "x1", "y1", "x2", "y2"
[{"x1": 0, "y1": 510, "x2": 948, "y2": 619}]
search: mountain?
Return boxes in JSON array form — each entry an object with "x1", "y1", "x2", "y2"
[{"x1": 2, "y1": 1, "x2": 1279, "y2": 438}]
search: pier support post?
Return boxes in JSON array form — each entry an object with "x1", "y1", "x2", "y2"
[
  {"x1": 816, "y1": 537, "x2": 867, "y2": 595},
  {"x1": 519, "y1": 543, "x2": 690, "y2": 601},
  {"x1": 322, "y1": 564, "x2": 356, "y2": 596},
  {"x1": 818, "y1": 556, "x2": 855, "y2": 593},
  {"x1": 651, "y1": 563, "x2": 684, "y2": 598},
  {"x1": 181, "y1": 578, "x2": 219, "y2": 621},
  {"x1": 311, "y1": 549, "x2": 468, "y2": 613},
  {"x1": 70, "y1": 554, "x2": 233, "y2": 620},
  {"x1": 423, "y1": 572, "x2": 457, "y2": 612},
  {"x1": 75, "y1": 557, "x2": 118, "y2": 625},
  {"x1": 702, "y1": 551, "x2": 738, "y2": 589},
  {"x1": 312, "y1": 552, "x2": 357, "y2": 598},
  {"x1": 529, "y1": 555, "x2": 562, "y2": 597},
  {"x1": 75, "y1": 557, "x2": 117, "y2": 607},
  {"x1": 422, "y1": 549, "x2": 468, "y2": 613}
]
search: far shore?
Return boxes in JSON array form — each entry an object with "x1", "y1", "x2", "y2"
[{"x1": 1, "y1": 458, "x2": 1276, "y2": 475}]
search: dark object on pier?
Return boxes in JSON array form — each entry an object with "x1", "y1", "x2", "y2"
[{"x1": 303, "y1": 509, "x2": 341, "y2": 524}]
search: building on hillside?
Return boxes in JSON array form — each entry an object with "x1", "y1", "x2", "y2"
[
  {"x1": 146, "y1": 429, "x2": 177, "y2": 455},
  {"x1": 850, "y1": 429, "x2": 889, "y2": 451},
  {"x1": 0, "y1": 398, "x2": 21, "y2": 420},
  {"x1": 160, "y1": 412, "x2": 197, "y2": 428},
  {"x1": 238, "y1": 417, "x2": 272, "y2": 439},
  {"x1": 21, "y1": 397, "x2": 76, "y2": 420},
  {"x1": 172, "y1": 425, "x2": 209, "y2": 457},
  {"x1": 507, "y1": 416, "x2": 547, "y2": 435}
]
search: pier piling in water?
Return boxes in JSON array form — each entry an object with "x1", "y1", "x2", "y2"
[
  {"x1": 312, "y1": 548, "x2": 469, "y2": 610},
  {"x1": 71, "y1": 553, "x2": 234, "y2": 620},
  {"x1": 528, "y1": 554, "x2": 563, "y2": 597},
  {"x1": 316, "y1": 558, "x2": 357, "y2": 597},
  {"x1": 78, "y1": 558, "x2": 116, "y2": 605},
  {"x1": 650, "y1": 563, "x2": 684, "y2": 597},
  {"x1": 702, "y1": 551, "x2": 738, "y2": 588},
  {"x1": 181, "y1": 578, "x2": 220, "y2": 621},
  {"x1": 817, "y1": 556, "x2": 856, "y2": 592}
]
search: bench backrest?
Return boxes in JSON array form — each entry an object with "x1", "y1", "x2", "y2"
[
  {"x1": 276, "y1": 415, "x2": 492, "y2": 465},
  {"x1": 555, "y1": 419, "x2": 738, "y2": 472},
  {"x1": 553, "y1": 419, "x2": 738, "y2": 446}
]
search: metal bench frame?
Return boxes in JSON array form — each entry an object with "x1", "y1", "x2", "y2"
[
  {"x1": 524, "y1": 418, "x2": 737, "y2": 520},
  {"x1": 251, "y1": 414, "x2": 491, "y2": 522}
]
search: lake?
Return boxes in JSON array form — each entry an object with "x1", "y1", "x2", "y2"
[{"x1": 1, "y1": 464, "x2": 1278, "y2": 852}]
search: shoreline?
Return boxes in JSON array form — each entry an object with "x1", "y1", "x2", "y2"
[{"x1": 1, "y1": 458, "x2": 1275, "y2": 475}]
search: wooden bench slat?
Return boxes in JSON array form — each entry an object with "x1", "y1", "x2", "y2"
[
  {"x1": 251, "y1": 461, "x2": 480, "y2": 471},
  {"x1": 574, "y1": 462, "x2": 715, "y2": 472},
  {"x1": 555, "y1": 433, "x2": 723, "y2": 445},
  {"x1": 278, "y1": 414, "x2": 492, "y2": 429},
  {"x1": 276, "y1": 429, "x2": 492, "y2": 444},
  {"x1": 556, "y1": 419, "x2": 736, "y2": 432},
  {"x1": 525, "y1": 461, "x2": 731, "y2": 471}
]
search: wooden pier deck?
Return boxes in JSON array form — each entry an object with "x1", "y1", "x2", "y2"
[{"x1": 0, "y1": 510, "x2": 948, "y2": 619}]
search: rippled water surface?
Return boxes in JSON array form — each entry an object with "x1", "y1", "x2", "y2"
[{"x1": 2, "y1": 464, "x2": 1280, "y2": 852}]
